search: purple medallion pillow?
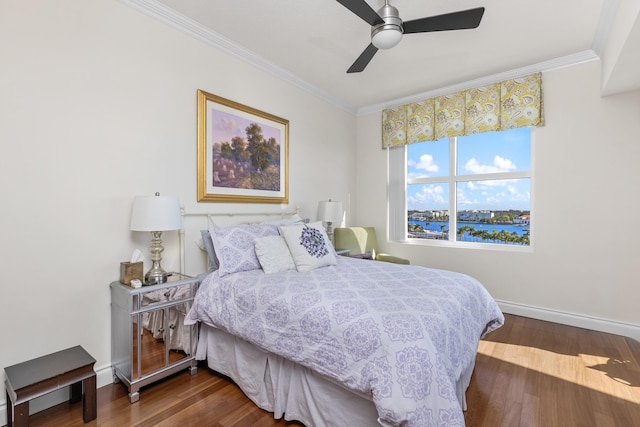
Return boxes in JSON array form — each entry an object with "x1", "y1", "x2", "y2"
[
  {"x1": 279, "y1": 221, "x2": 337, "y2": 272},
  {"x1": 210, "y1": 223, "x2": 279, "y2": 277}
]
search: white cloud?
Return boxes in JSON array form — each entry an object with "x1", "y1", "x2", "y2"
[
  {"x1": 494, "y1": 156, "x2": 516, "y2": 170},
  {"x1": 506, "y1": 185, "x2": 530, "y2": 202},
  {"x1": 408, "y1": 184, "x2": 446, "y2": 206},
  {"x1": 458, "y1": 180, "x2": 530, "y2": 210},
  {"x1": 456, "y1": 187, "x2": 475, "y2": 207},
  {"x1": 416, "y1": 154, "x2": 439, "y2": 173},
  {"x1": 464, "y1": 155, "x2": 516, "y2": 174},
  {"x1": 466, "y1": 181, "x2": 480, "y2": 190},
  {"x1": 465, "y1": 179, "x2": 516, "y2": 191}
]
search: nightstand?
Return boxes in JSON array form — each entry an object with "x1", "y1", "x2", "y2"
[{"x1": 110, "y1": 274, "x2": 199, "y2": 403}]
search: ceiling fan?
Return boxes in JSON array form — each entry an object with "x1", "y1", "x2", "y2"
[{"x1": 337, "y1": 0, "x2": 485, "y2": 73}]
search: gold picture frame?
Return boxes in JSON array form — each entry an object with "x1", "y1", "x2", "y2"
[{"x1": 197, "y1": 90, "x2": 289, "y2": 203}]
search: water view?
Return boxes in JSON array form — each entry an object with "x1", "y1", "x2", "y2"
[{"x1": 408, "y1": 219, "x2": 530, "y2": 245}]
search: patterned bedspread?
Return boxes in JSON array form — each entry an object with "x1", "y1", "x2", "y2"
[{"x1": 185, "y1": 257, "x2": 503, "y2": 426}]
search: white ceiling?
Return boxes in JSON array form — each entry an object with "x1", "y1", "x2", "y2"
[{"x1": 130, "y1": 0, "x2": 639, "y2": 113}]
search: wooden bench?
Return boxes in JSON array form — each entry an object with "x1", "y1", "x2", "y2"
[{"x1": 4, "y1": 345, "x2": 96, "y2": 426}]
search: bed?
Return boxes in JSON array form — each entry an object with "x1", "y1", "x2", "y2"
[{"x1": 183, "y1": 218, "x2": 504, "y2": 427}]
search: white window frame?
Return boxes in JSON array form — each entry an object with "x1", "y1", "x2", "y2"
[{"x1": 388, "y1": 130, "x2": 535, "y2": 252}]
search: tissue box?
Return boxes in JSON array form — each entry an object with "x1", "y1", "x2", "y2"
[{"x1": 120, "y1": 261, "x2": 143, "y2": 285}]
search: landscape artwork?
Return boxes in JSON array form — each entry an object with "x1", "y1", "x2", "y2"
[{"x1": 197, "y1": 90, "x2": 288, "y2": 203}]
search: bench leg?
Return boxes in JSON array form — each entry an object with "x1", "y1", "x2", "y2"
[
  {"x1": 13, "y1": 401, "x2": 29, "y2": 427},
  {"x1": 70, "y1": 381, "x2": 82, "y2": 403},
  {"x1": 83, "y1": 374, "x2": 97, "y2": 423},
  {"x1": 6, "y1": 390, "x2": 11, "y2": 427}
]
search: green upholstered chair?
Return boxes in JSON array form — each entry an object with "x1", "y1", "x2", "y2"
[{"x1": 334, "y1": 227, "x2": 410, "y2": 265}]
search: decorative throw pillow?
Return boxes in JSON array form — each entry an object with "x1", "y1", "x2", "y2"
[
  {"x1": 254, "y1": 236, "x2": 296, "y2": 274},
  {"x1": 200, "y1": 230, "x2": 219, "y2": 270},
  {"x1": 279, "y1": 221, "x2": 337, "y2": 272},
  {"x1": 210, "y1": 223, "x2": 279, "y2": 276}
]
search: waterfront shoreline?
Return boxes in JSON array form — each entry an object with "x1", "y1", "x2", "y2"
[{"x1": 408, "y1": 219, "x2": 530, "y2": 244}]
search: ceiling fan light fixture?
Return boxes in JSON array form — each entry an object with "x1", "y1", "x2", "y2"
[
  {"x1": 371, "y1": 26, "x2": 403, "y2": 49},
  {"x1": 371, "y1": 2, "x2": 403, "y2": 50}
]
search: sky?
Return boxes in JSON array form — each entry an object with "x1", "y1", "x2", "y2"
[
  {"x1": 211, "y1": 109, "x2": 282, "y2": 145},
  {"x1": 407, "y1": 127, "x2": 531, "y2": 211}
]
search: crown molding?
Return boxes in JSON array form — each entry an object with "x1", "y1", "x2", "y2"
[
  {"x1": 592, "y1": 0, "x2": 620, "y2": 56},
  {"x1": 118, "y1": 0, "x2": 358, "y2": 115},
  {"x1": 356, "y1": 50, "x2": 600, "y2": 116}
]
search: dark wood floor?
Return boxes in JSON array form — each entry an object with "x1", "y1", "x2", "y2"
[{"x1": 8, "y1": 314, "x2": 640, "y2": 427}]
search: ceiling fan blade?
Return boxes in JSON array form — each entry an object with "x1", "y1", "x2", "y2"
[
  {"x1": 336, "y1": 0, "x2": 384, "y2": 26},
  {"x1": 403, "y1": 7, "x2": 485, "y2": 34},
  {"x1": 347, "y1": 43, "x2": 379, "y2": 73}
]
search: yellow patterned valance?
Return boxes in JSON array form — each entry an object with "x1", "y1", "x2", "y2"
[
  {"x1": 435, "y1": 91, "x2": 466, "y2": 140},
  {"x1": 382, "y1": 72, "x2": 544, "y2": 148},
  {"x1": 500, "y1": 73, "x2": 545, "y2": 129},
  {"x1": 381, "y1": 106, "x2": 407, "y2": 147},
  {"x1": 465, "y1": 83, "x2": 500, "y2": 135},
  {"x1": 407, "y1": 100, "x2": 435, "y2": 144}
]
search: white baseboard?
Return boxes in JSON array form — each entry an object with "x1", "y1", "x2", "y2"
[
  {"x1": 497, "y1": 299, "x2": 640, "y2": 342},
  {"x1": 0, "y1": 365, "x2": 113, "y2": 424}
]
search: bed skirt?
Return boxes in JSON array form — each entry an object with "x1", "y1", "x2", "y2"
[{"x1": 196, "y1": 323, "x2": 383, "y2": 427}]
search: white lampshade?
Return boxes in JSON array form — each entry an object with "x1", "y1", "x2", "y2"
[
  {"x1": 318, "y1": 200, "x2": 343, "y2": 224},
  {"x1": 130, "y1": 194, "x2": 181, "y2": 232}
]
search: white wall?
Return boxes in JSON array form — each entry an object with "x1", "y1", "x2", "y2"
[
  {"x1": 356, "y1": 60, "x2": 640, "y2": 339},
  {"x1": 0, "y1": 0, "x2": 356, "y2": 408}
]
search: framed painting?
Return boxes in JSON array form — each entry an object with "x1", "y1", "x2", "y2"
[{"x1": 197, "y1": 90, "x2": 289, "y2": 203}]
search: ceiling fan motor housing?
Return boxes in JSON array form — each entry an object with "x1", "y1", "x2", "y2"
[{"x1": 371, "y1": 3, "x2": 403, "y2": 49}]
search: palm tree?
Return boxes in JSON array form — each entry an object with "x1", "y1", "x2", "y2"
[
  {"x1": 408, "y1": 223, "x2": 424, "y2": 233},
  {"x1": 470, "y1": 227, "x2": 483, "y2": 242},
  {"x1": 458, "y1": 225, "x2": 471, "y2": 242},
  {"x1": 510, "y1": 231, "x2": 519, "y2": 245}
]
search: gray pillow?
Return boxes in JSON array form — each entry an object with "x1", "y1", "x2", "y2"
[{"x1": 200, "y1": 230, "x2": 218, "y2": 270}]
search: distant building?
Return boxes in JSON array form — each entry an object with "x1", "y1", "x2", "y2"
[
  {"x1": 458, "y1": 210, "x2": 494, "y2": 221},
  {"x1": 410, "y1": 212, "x2": 427, "y2": 221},
  {"x1": 513, "y1": 214, "x2": 530, "y2": 225},
  {"x1": 410, "y1": 210, "x2": 449, "y2": 221}
]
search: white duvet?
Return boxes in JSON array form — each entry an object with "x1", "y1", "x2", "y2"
[{"x1": 185, "y1": 257, "x2": 503, "y2": 426}]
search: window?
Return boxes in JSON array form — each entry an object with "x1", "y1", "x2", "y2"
[{"x1": 390, "y1": 127, "x2": 532, "y2": 248}]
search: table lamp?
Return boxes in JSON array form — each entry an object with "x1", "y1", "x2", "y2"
[
  {"x1": 130, "y1": 192, "x2": 181, "y2": 285},
  {"x1": 318, "y1": 199, "x2": 343, "y2": 246}
]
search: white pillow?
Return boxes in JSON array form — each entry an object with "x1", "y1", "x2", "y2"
[
  {"x1": 279, "y1": 221, "x2": 337, "y2": 272},
  {"x1": 210, "y1": 223, "x2": 279, "y2": 276},
  {"x1": 254, "y1": 236, "x2": 296, "y2": 274}
]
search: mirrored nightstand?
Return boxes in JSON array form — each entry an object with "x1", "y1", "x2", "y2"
[{"x1": 110, "y1": 274, "x2": 199, "y2": 402}]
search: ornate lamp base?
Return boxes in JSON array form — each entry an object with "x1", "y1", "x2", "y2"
[
  {"x1": 144, "y1": 231, "x2": 169, "y2": 285},
  {"x1": 145, "y1": 267, "x2": 168, "y2": 285}
]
